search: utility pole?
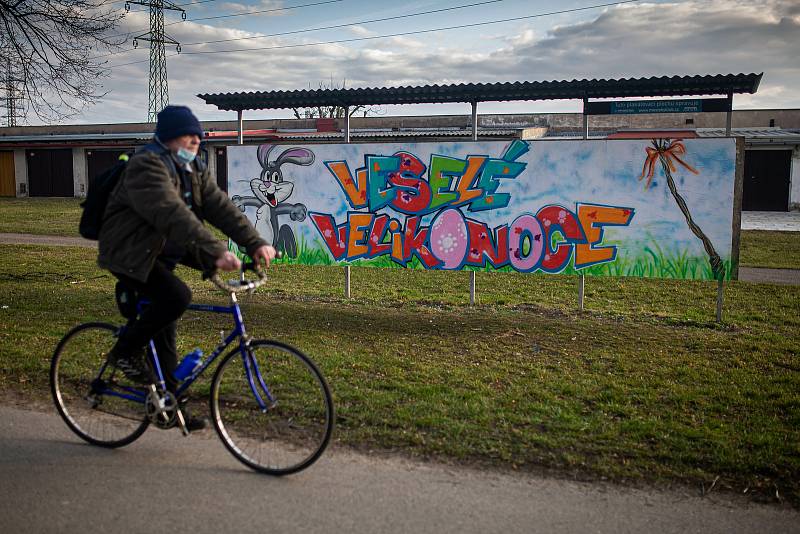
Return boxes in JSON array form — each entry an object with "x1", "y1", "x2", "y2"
[
  {"x1": 125, "y1": 0, "x2": 185, "y2": 122},
  {"x1": 0, "y1": 48, "x2": 23, "y2": 127}
]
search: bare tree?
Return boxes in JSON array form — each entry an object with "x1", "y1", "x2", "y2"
[
  {"x1": 0, "y1": 0, "x2": 125, "y2": 124},
  {"x1": 292, "y1": 77, "x2": 383, "y2": 120}
]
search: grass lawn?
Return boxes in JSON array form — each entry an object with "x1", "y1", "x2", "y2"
[
  {"x1": 740, "y1": 230, "x2": 800, "y2": 270},
  {"x1": 0, "y1": 244, "x2": 798, "y2": 505},
  {"x1": 0, "y1": 197, "x2": 83, "y2": 236}
]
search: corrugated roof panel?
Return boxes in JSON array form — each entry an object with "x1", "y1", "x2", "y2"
[{"x1": 198, "y1": 74, "x2": 763, "y2": 111}]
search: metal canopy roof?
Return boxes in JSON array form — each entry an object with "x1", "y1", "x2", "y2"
[{"x1": 198, "y1": 73, "x2": 762, "y2": 112}]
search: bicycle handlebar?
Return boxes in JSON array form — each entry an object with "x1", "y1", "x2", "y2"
[{"x1": 209, "y1": 251, "x2": 282, "y2": 294}]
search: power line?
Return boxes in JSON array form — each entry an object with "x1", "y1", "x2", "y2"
[
  {"x1": 185, "y1": 0, "x2": 641, "y2": 55},
  {"x1": 96, "y1": 0, "x2": 346, "y2": 62},
  {"x1": 181, "y1": 0, "x2": 507, "y2": 47},
  {"x1": 109, "y1": 0, "x2": 640, "y2": 68},
  {"x1": 108, "y1": 0, "x2": 345, "y2": 40}
]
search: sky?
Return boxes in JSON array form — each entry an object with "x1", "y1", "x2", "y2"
[{"x1": 67, "y1": 0, "x2": 800, "y2": 124}]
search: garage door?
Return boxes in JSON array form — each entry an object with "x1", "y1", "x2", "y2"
[
  {"x1": 0, "y1": 151, "x2": 14, "y2": 196},
  {"x1": 743, "y1": 150, "x2": 791, "y2": 211},
  {"x1": 26, "y1": 149, "x2": 74, "y2": 197},
  {"x1": 86, "y1": 149, "x2": 130, "y2": 189}
]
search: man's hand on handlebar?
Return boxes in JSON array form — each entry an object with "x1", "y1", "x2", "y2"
[
  {"x1": 215, "y1": 245, "x2": 277, "y2": 274},
  {"x1": 251, "y1": 245, "x2": 278, "y2": 269},
  {"x1": 215, "y1": 251, "x2": 242, "y2": 272}
]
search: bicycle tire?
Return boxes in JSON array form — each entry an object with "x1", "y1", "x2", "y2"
[
  {"x1": 50, "y1": 322, "x2": 149, "y2": 448},
  {"x1": 210, "y1": 340, "x2": 334, "y2": 475}
]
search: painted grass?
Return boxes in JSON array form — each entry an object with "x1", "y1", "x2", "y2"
[
  {"x1": 0, "y1": 244, "x2": 798, "y2": 505},
  {"x1": 262, "y1": 236, "x2": 735, "y2": 281}
]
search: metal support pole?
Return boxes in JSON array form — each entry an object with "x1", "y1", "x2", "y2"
[
  {"x1": 469, "y1": 270, "x2": 476, "y2": 305},
  {"x1": 578, "y1": 274, "x2": 585, "y2": 311},
  {"x1": 344, "y1": 265, "x2": 351, "y2": 299},
  {"x1": 716, "y1": 278, "x2": 724, "y2": 322},
  {"x1": 725, "y1": 90, "x2": 733, "y2": 136},
  {"x1": 344, "y1": 107, "x2": 351, "y2": 143},
  {"x1": 582, "y1": 97, "x2": 589, "y2": 140},
  {"x1": 237, "y1": 109, "x2": 243, "y2": 145},
  {"x1": 471, "y1": 101, "x2": 478, "y2": 141}
]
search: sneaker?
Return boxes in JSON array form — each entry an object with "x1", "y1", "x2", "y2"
[
  {"x1": 107, "y1": 344, "x2": 152, "y2": 384},
  {"x1": 178, "y1": 397, "x2": 208, "y2": 432},
  {"x1": 185, "y1": 415, "x2": 208, "y2": 432}
]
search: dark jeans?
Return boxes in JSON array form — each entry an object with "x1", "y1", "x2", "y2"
[{"x1": 113, "y1": 258, "x2": 193, "y2": 392}]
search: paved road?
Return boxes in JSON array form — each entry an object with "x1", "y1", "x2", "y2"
[
  {"x1": 741, "y1": 211, "x2": 800, "y2": 232},
  {"x1": 0, "y1": 232, "x2": 97, "y2": 248},
  {"x1": 739, "y1": 267, "x2": 800, "y2": 285},
  {"x1": 1, "y1": 404, "x2": 797, "y2": 534}
]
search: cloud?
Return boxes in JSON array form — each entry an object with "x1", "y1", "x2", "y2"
[
  {"x1": 348, "y1": 25, "x2": 375, "y2": 37},
  {"x1": 217, "y1": 0, "x2": 287, "y2": 16},
  {"x1": 65, "y1": 0, "x2": 800, "y2": 124}
]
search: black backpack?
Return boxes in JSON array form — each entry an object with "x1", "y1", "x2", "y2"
[
  {"x1": 78, "y1": 147, "x2": 182, "y2": 240},
  {"x1": 78, "y1": 153, "x2": 131, "y2": 240}
]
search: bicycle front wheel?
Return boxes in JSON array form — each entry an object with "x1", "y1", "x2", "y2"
[
  {"x1": 50, "y1": 322, "x2": 149, "y2": 448},
  {"x1": 210, "y1": 340, "x2": 334, "y2": 475}
]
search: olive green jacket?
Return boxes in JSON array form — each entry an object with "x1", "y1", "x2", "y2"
[{"x1": 98, "y1": 147, "x2": 266, "y2": 282}]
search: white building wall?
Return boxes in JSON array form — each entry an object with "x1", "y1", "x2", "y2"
[
  {"x1": 206, "y1": 147, "x2": 217, "y2": 187},
  {"x1": 791, "y1": 147, "x2": 800, "y2": 211},
  {"x1": 72, "y1": 148, "x2": 87, "y2": 197},
  {"x1": 13, "y1": 149, "x2": 27, "y2": 197}
]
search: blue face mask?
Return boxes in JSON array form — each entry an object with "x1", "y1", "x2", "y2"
[{"x1": 176, "y1": 147, "x2": 197, "y2": 165}]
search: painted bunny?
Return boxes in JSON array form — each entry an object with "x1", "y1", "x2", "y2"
[{"x1": 231, "y1": 145, "x2": 313, "y2": 258}]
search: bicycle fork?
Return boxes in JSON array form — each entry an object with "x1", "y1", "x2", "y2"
[{"x1": 242, "y1": 346, "x2": 277, "y2": 412}]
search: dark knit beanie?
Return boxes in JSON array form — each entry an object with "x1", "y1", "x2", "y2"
[{"x1": 155, "y1": 105, "x2": 204, "y2": 142}]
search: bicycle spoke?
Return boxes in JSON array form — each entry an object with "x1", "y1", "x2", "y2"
[
  {"x1": 51, "y1": 323, "x2": 149, "y2": 447},
  {"x1": 211, "y1": 341, "x2": 333, "y2": 475}
]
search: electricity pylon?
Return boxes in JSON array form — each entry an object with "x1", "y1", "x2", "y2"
[
  {"x1": 125, "y1": 0, "x2": 186, "y2": 122},
  {"x1": 0, "y1": 51, "x2": 23, "y2": 127}
]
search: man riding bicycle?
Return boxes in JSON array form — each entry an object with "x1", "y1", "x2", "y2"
[{"x1": 97, "y1": 105, "x2": 276, "y2": 430}]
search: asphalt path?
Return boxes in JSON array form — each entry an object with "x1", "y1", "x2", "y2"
[{"x1": 1, "y1": 404, "x2": 797, "y2": 534}]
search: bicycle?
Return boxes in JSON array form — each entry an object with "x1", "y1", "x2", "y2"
[{"x1": 49, "y1": 263, "x2": 334, "y2": 475}]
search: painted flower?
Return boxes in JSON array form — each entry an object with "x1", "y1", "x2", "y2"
[{"x1": 438, "y1": 234, "x2": 458, "y2": 254}]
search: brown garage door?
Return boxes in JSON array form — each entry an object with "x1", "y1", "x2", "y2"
[
  {"x1": 86, "y1": 149, "x2": 131, "y2": 189},
  {"x1": 0, "y1": 151, "x2": 14, "y2": 197},
  {"x1": 26, "y1": 149, "x2": 74, "y2": 197}
]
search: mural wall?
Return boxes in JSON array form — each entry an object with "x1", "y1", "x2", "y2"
[{"x1": 227, "y1": 138, "x2": 738, "y2": 280}]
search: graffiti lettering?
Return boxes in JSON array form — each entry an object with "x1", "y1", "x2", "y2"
[{"x1": 310, "y1": 141, "x2": 634, "y2": 274}]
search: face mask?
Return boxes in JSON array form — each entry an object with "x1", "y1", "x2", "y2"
[{"x1": 176, "y1": 147, "x2": 197, "y2": 165}]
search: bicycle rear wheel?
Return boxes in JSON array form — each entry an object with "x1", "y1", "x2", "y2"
[
  {"x1": 210, "y1": 340, "x2": 334, "y2": 475},
  {"x1": 50, "y1": 322, "x2": 149, "y2": 447}
]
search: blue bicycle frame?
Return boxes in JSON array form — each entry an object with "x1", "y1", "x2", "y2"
[{"x1": 95, "y1": 296, "x2": 276, "y2": 412}]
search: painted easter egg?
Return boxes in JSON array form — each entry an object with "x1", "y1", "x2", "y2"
[{"x1": 429, "y1": 208, "x2": 468, "y2": 269}]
